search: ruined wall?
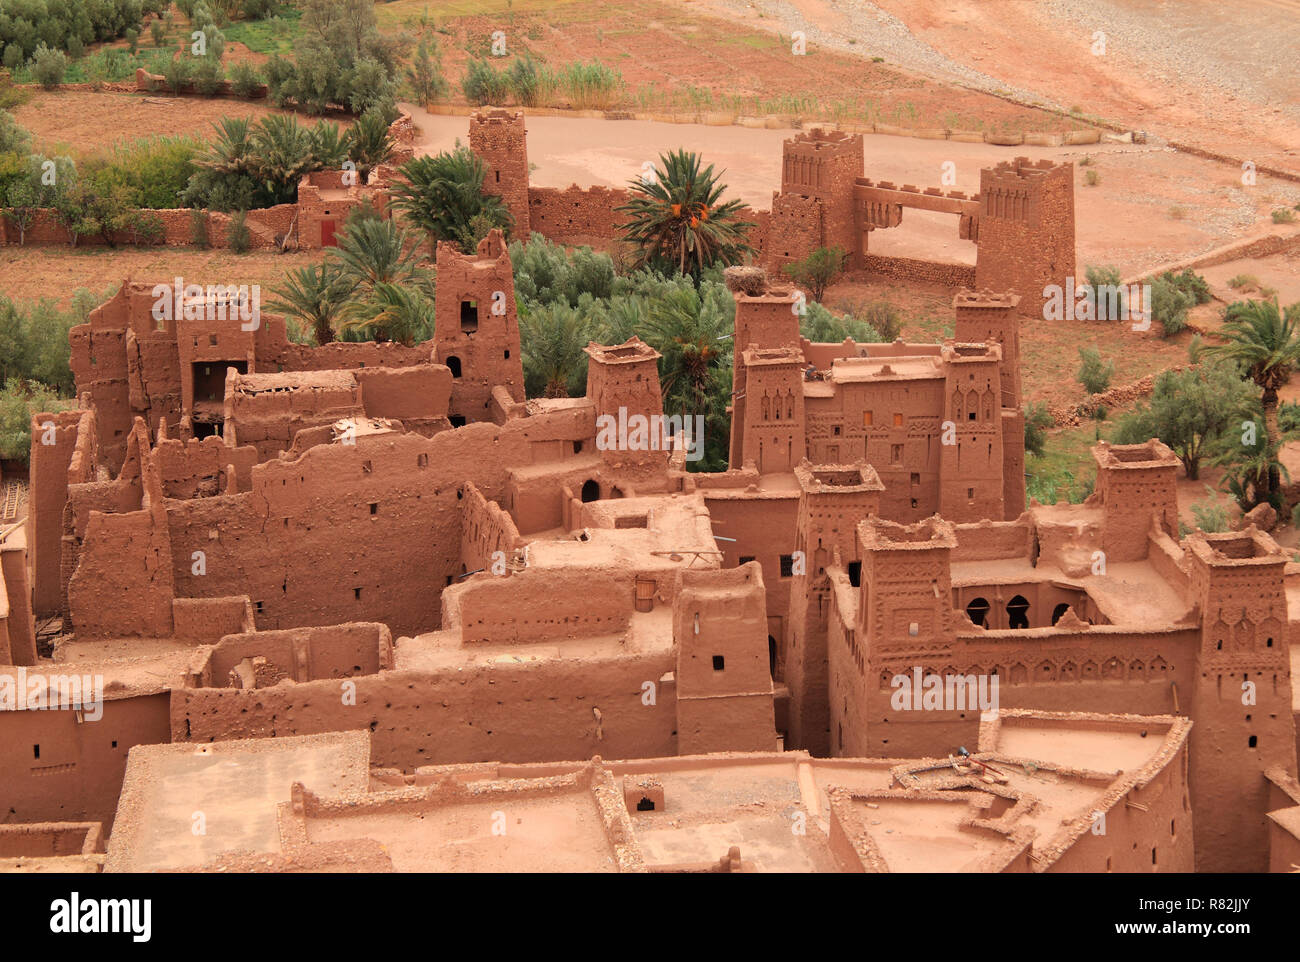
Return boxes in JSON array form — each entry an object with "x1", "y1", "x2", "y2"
[
  {"x1": 170, "y1": 655, "x2": 678, "y2": 768},
  {"x1": 452, "y1": 566, "x2": 633, "y2": 646},
  {"x1": 154, "y1": 435, "x2": 257, "y2": 498},
  {"x1": 145, "y1": 409, "x2": 593, "y2": 639},
  {"x1": 226, "y1": 371, "x2": 364, "y2": 462},
  {"x1": 460, "y1": 482, "x2": 523, "y2": 574},
  {"x1": 171, "y1": 596, "x2": 255, "y2": 644},
  {"x1": 27, "y1": 410, "x2": 91, "y2": 617},
  {"x1": 203, "y1": 622, "x2": 391, "y2": 685}
]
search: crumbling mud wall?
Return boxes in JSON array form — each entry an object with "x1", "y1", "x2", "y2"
[{"x1": 170, "y1": 654, "x2": 679, "y2": 767}]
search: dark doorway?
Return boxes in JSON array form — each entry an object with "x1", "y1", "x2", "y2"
[
  {"x1": 768, "y1": 635, "x2": 777, "y2": 677},
  {"x1": 446, "y1": 356, "x2": 462, "y2": 378},
  {"x1": 580, "y1": 479, "x2": 600, "y2": 502},
  {"x1": 192, "y1": 360, "x2": 246, "y2": 405},
  {"x1": 460, "y1": 300, "x2": 478, "y2": 334}
]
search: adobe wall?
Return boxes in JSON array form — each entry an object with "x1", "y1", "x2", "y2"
[
  {"x1": 171, "y1": 596, "x2": 255, "y2": 644},
  {"x1": 674, "y1": 563, "x2": 777, "y2": 754},
  {"x1": 1, "y1": 207, "x2": 270, "y2": 251},
  {"x1": 460, "y1": 482, "x2": 522, "y2": 574},
  {"x1": 27, "y1": 410, "x2": 92, "y2": 617},
  {"x1": 0, "y1": 691, "x2": 171, "y2": 834},
  {"x1": 451, "y1": 566, "x2": 633, "y2": 645},
  {"x1": 68, "y1": 506, "x2": 175, "y2": 639},
  {"x1": 146, "y1": 408, "x2": 596, "y2": 639},
  {"x1": 0, "y1": 536, "x2": 36, "y2": 666},
  {"x1": 201, "y1": 622, "x2": 392, "y2": 685},
  {"x1": 951, "y1": 517, "x2": 1034, "y2": 562},
  {"x1": 354, "y1": 366, "x2": 451, "y2": 426},
  {"x1": 226, "y1": 372, "x2": 364, "y2": 462},
  {"x1": 527, "y1": 185, "x2": 631, "y2": 245},
  {"x1": 154, "y1": 434, "x2": 257, "y2": 498},
  {"x1": 170, "y1": 654, "x2": 679, "y2": 768},
  {"x1": 699, "y1": 489, "x2": 798, "y2": 643}
]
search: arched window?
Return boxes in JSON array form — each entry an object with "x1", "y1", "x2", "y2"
[
  {"x1": 966, "y1": 597, "x2": 990, "y2": 628},
  {"x1": 1007, "y1": 595, "x2": 1030, "y2": 630}
]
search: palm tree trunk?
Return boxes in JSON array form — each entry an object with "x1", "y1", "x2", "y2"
[{"x1": 1263, "y1": 388, "x2": 1281, "y2": 498}]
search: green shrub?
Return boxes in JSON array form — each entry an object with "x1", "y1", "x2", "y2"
[
  {"x1": 407, "y1": 40, "x2": 448, "y2": 106},
  {"x1": 1084, "y1": 169, "x2": 1100, "y2": 186},
  {"x1": 227, "y1": 209, "x2": 251, "y2": 253},
  {"x1": 1024, "y1": 400, "x2": 1053, "y2": 457},
  {"x1": 151, "y1": 20, "x2": 167, "y2": 47},
  {"x1": 193, "y1": 57, "x2": 225, "y2": 96},
  {"x1": 229, "y1": 61, "x2": 262, "y2": 98},
  {"x1": 1150, "y1": 275, "x2": 1193, "y2": 337},
  {"x1": 1272, "y1": 208, "x2": 1296, "y2": 224},
  {"x1": 1158, "y1": 267, "x2": 1211, "y2": 305},
  {"x1": 189, "y1": 208, "x2": 210, "y2": 248},
  {"x1": 31, "y1": 45, "x2": 68, "y2": 89},
  {"x1": 163, "y1": 55, "x2": 194, "y2": 94},
  {"x1": 1190, "y1": 497, "x2": 1229, "y2": 533},
  {"x1": 0, "y1": 378, "x2": 71, "y2": 461},
  {"x1": 781, "y1": 246, "x2": 845, "y2": 302},
  {"x1": 1076, "y1": 346, "x2": 1114, "y2": 394}
]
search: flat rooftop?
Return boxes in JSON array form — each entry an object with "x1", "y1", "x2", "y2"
[
  {"x1": 105, "y1": 731, "x2": 370, "y2": 872},
  {"x1": 120, "y1": 711, "x2": 1187, "y2": 872}
]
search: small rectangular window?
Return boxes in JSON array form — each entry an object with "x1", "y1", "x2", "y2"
[
  {"x1": 893, "y1": 413, "x2": 904, "y2": 427},
  {"x1": 712, "y1": 655, "x2": 725, "y2": 671},
  {"x1": 779, "y1": 554, "x2": 795, "y2": 577},
  {"x1": 863, "y1": 411, "x2": 873, "y2": 427}
]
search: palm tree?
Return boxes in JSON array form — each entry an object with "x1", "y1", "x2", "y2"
[
  {"x1": 250, "y1": 114, "x2": 326, "y2": 205},
  {"x1": 617, "y1": 148, "x2": 755, "y2": 279},
  {"x1": 641, "y1": 283, "x2": 733, "y2": 420},
  {"x1": 192, "y1": 116, "x2": 255, "y2": 178},
  {"x1": 267, "y1": 262, "x2": 351, "y2": 345},
  {"x1": 519, "y1": 301, "x2": 594, "y2": 398},
  {"x1": 387, "y1": 147, "x2": 512, "y2": 253},
  {"x1": 347, "y1": 108, "x2": 395, "y2": 184},
  {"x1": 327, "y1": 216, "x2": 433, "y2": 298},
  {"x1": 338, "y1": 283, "x2": 435, "y2": 347},
  {"x1": 307, "y1": 119, "x2": 350, "y2": 170},
  {"x1": 1206, "y1": 297, "x2": 1300, "y2": 499}
]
